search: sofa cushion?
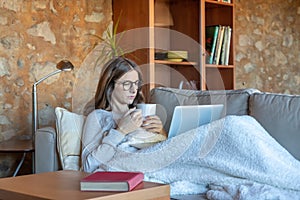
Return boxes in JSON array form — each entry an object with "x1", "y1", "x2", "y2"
[
  {"x1": 249, "y1": 93, "x2": 300, "y2": 160},
  {"x1": 150, "y1": 87, "x2": 260, "y2": 132},
  {"x1": 55, "y1": 107, "x2": 85, "y2": 171}
]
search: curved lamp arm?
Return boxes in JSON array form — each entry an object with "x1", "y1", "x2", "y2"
[{"x1": 32, "y1": 60, "x2": 74, "y2": 145}]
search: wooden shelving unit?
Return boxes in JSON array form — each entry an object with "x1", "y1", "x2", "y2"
[
  {"x1": 201, "y1": 0, "x2": 235, "y2": 90},
  {"x1": 113, "y1": 0, "x2": 235, "y2": 100}
]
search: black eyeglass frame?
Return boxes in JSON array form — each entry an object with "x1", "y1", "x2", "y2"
[{"x1": 115, "y1": 80, "x2": 142, "y2": 91}]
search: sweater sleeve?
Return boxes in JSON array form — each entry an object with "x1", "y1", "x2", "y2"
[{"x1": 81, "y1": 110, "x2": 125, "y2": 172}]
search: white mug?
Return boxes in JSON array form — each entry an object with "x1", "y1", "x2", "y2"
[{"x1": 136, "y1": 104, "x2": 156, "y2": 117}]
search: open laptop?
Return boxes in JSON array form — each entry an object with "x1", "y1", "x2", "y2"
[
  {"x1": 129, "y1": 104, "x2": 224, "y2": 149},
  {"x1": 167, "y1": 104, "x2": 224, "y2": 138}
]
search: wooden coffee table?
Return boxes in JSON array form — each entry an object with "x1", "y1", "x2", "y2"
[{"x1": 0, "y1": 170, "x2": 170, "y2": 200}]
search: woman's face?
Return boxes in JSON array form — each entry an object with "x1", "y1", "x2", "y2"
[{"x1": 111, "y1": 70, "x2": 139, "y2": 107}]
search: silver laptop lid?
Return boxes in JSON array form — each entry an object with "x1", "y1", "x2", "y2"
[{"x1": 168, "y1": 104, "x2": 224, "y2": 138}]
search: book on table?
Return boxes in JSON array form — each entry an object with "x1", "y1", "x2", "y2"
[{"x1": 80, "y1": 171, "x2": 144, "y2": 192}]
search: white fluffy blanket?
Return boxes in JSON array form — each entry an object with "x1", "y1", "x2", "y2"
[
  {"x1": 104, "y1": 115, "x2": 300, "y2": 198},
  {"x1": 206, "y1": 182, "x2": 300, "y2": 200}
]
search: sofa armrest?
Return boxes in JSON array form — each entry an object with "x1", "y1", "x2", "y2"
[
  {"x1": 249, "y1": 92, "x2": 300, "y2": 161},
  {"x1": 35, "y1": 127, "x2": 61, "y2": 173}
]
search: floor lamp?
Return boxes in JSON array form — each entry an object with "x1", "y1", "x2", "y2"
[{"x1": 32, "y1": 60, "x2": 74, "y2": 172}]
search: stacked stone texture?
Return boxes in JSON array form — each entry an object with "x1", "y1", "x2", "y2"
[
  {"x1": 0, "y1": 0, "x2": 111, "y2": 176},
  {"x1": 235, "y1": 0, "x2": 300, "y2": 94}
]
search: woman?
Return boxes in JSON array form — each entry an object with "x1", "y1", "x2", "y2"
[
  {"x1": 82, "y1": 56, "x2": 166, "y2": 172},
  {"x1": 82, "y1": 57, "x2": 300, "y2": 198}
]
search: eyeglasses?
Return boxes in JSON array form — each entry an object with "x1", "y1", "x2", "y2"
[{"x1": 115, "y1": 80, "x2": 142, "y2": 91}]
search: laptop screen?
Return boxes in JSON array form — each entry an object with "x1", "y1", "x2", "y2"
[{"x1": 167, "y1": 104, "x2": 224, "y2": 138}]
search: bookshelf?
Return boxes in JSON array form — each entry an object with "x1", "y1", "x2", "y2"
[
  {"x1": 113, "y1": 0, "x2": 235, "y2": 100},
  {"x1": 202, "y1": 0, "x2": 235, "y2": 90}
]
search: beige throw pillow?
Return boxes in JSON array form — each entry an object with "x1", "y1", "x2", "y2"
[{"x1": 55, "y1": 107, "x2": 85, "y2": 171}]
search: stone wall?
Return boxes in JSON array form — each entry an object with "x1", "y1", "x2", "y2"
[
  {"x1": 0, "y1": 0, "x2": 112, "y2": 176},
  {"x1": 235, "y1": 0, "x2": 300, "y2": 94},
  {"x1": 0, "y1": 0, "x2": 111, "y2": 139}
]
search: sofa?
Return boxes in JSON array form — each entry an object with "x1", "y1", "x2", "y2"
[{"x1": 35, "y1": 87, "x2": 300, "y2": 174}]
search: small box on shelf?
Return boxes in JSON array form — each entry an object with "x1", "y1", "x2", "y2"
[{"x1": 155, "y1": 50, "x2": 188, "y2": 63}]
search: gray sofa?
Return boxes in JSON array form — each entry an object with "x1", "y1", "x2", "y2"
[{"x1": 35, "y1": 87, "x2": 300, "y2": 173}]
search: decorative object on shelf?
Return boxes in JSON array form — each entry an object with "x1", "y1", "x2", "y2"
[
  {"x1": 154, "y1": 51, "x2": 168, "y2": 60},
  {"x1": 154, "y1": 0, "x2": 174, "y2": 27},
  {"x1": 32, "y1": 60, "x2": 74, "y2": 146}
]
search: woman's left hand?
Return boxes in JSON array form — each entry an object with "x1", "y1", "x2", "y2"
[{"x1": 141, "y1": 115, "x2": 166, "y2": 136}]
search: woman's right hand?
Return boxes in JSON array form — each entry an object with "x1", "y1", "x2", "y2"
[{"x1": 116, "y1": 108, "x2": 143, "y2": 134}]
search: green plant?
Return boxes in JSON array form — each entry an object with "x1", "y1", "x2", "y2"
[
  {"x1": 88, "y1": 15, "x2": 139, "y2": 68},
  {"x1": 96, "y1": 19, "x2": 125, "y2": 58},
  {"x1": 89, "y1": 16, "x2": 128, "y2": 68}
]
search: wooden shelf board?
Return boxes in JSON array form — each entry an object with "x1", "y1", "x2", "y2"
[
  {"x1": 206, "y1": 64, "x2": 234, "y2": 69},
  {"x1": 205, "y1": 0, "x2": 234, "y2": 7}
]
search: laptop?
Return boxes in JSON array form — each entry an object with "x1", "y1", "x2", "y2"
[{"x1": 167, "y1": 104, "x2": 224, "y2": 138}]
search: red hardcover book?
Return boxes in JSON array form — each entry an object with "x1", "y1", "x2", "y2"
[{"x1": 80, "y1": 171, "x2": 144, "y2": 192}]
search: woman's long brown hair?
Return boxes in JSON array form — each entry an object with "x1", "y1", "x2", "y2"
[{"x1": 84, "y1": 57, "x2": 145, "y2": 115}]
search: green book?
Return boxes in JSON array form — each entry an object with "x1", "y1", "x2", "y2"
[{"x1": 205, "y1": 26, "x2": 219, "y2": 64}]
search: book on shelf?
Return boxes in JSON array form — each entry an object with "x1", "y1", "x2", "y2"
[
  {"x1": 166, "y1": 50, "x2": 188, "y2": 62},
  {"x1": 207, "y1": 25, "x2": 232, "y2": 66},
  {"x1": 205, "y1": 25, "x2": 219, "y2": 64},
  {"x1": 219, "y1": 26, "x2": 232, "y2": 65},
  {"x1": 224, "y1": 26, "x2": 232, "y2": 65},
  {"x1": 213, "y1": 25, "x2": 225, "y2": 65},
  {"x1": 80, "y1": 171, "x2": 144, "y2": 192}
]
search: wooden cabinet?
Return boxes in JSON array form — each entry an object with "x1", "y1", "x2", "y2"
[{"x1": 113, "y1": 0, "x2": 235, "y2": 100}]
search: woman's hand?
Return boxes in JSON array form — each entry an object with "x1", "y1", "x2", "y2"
[
  {"x1": 116, "y1": 109, "x2": 143, "y2": 134},
  {"x1": 142, "y1": 115, "x2": 167, "y2": 137}
]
